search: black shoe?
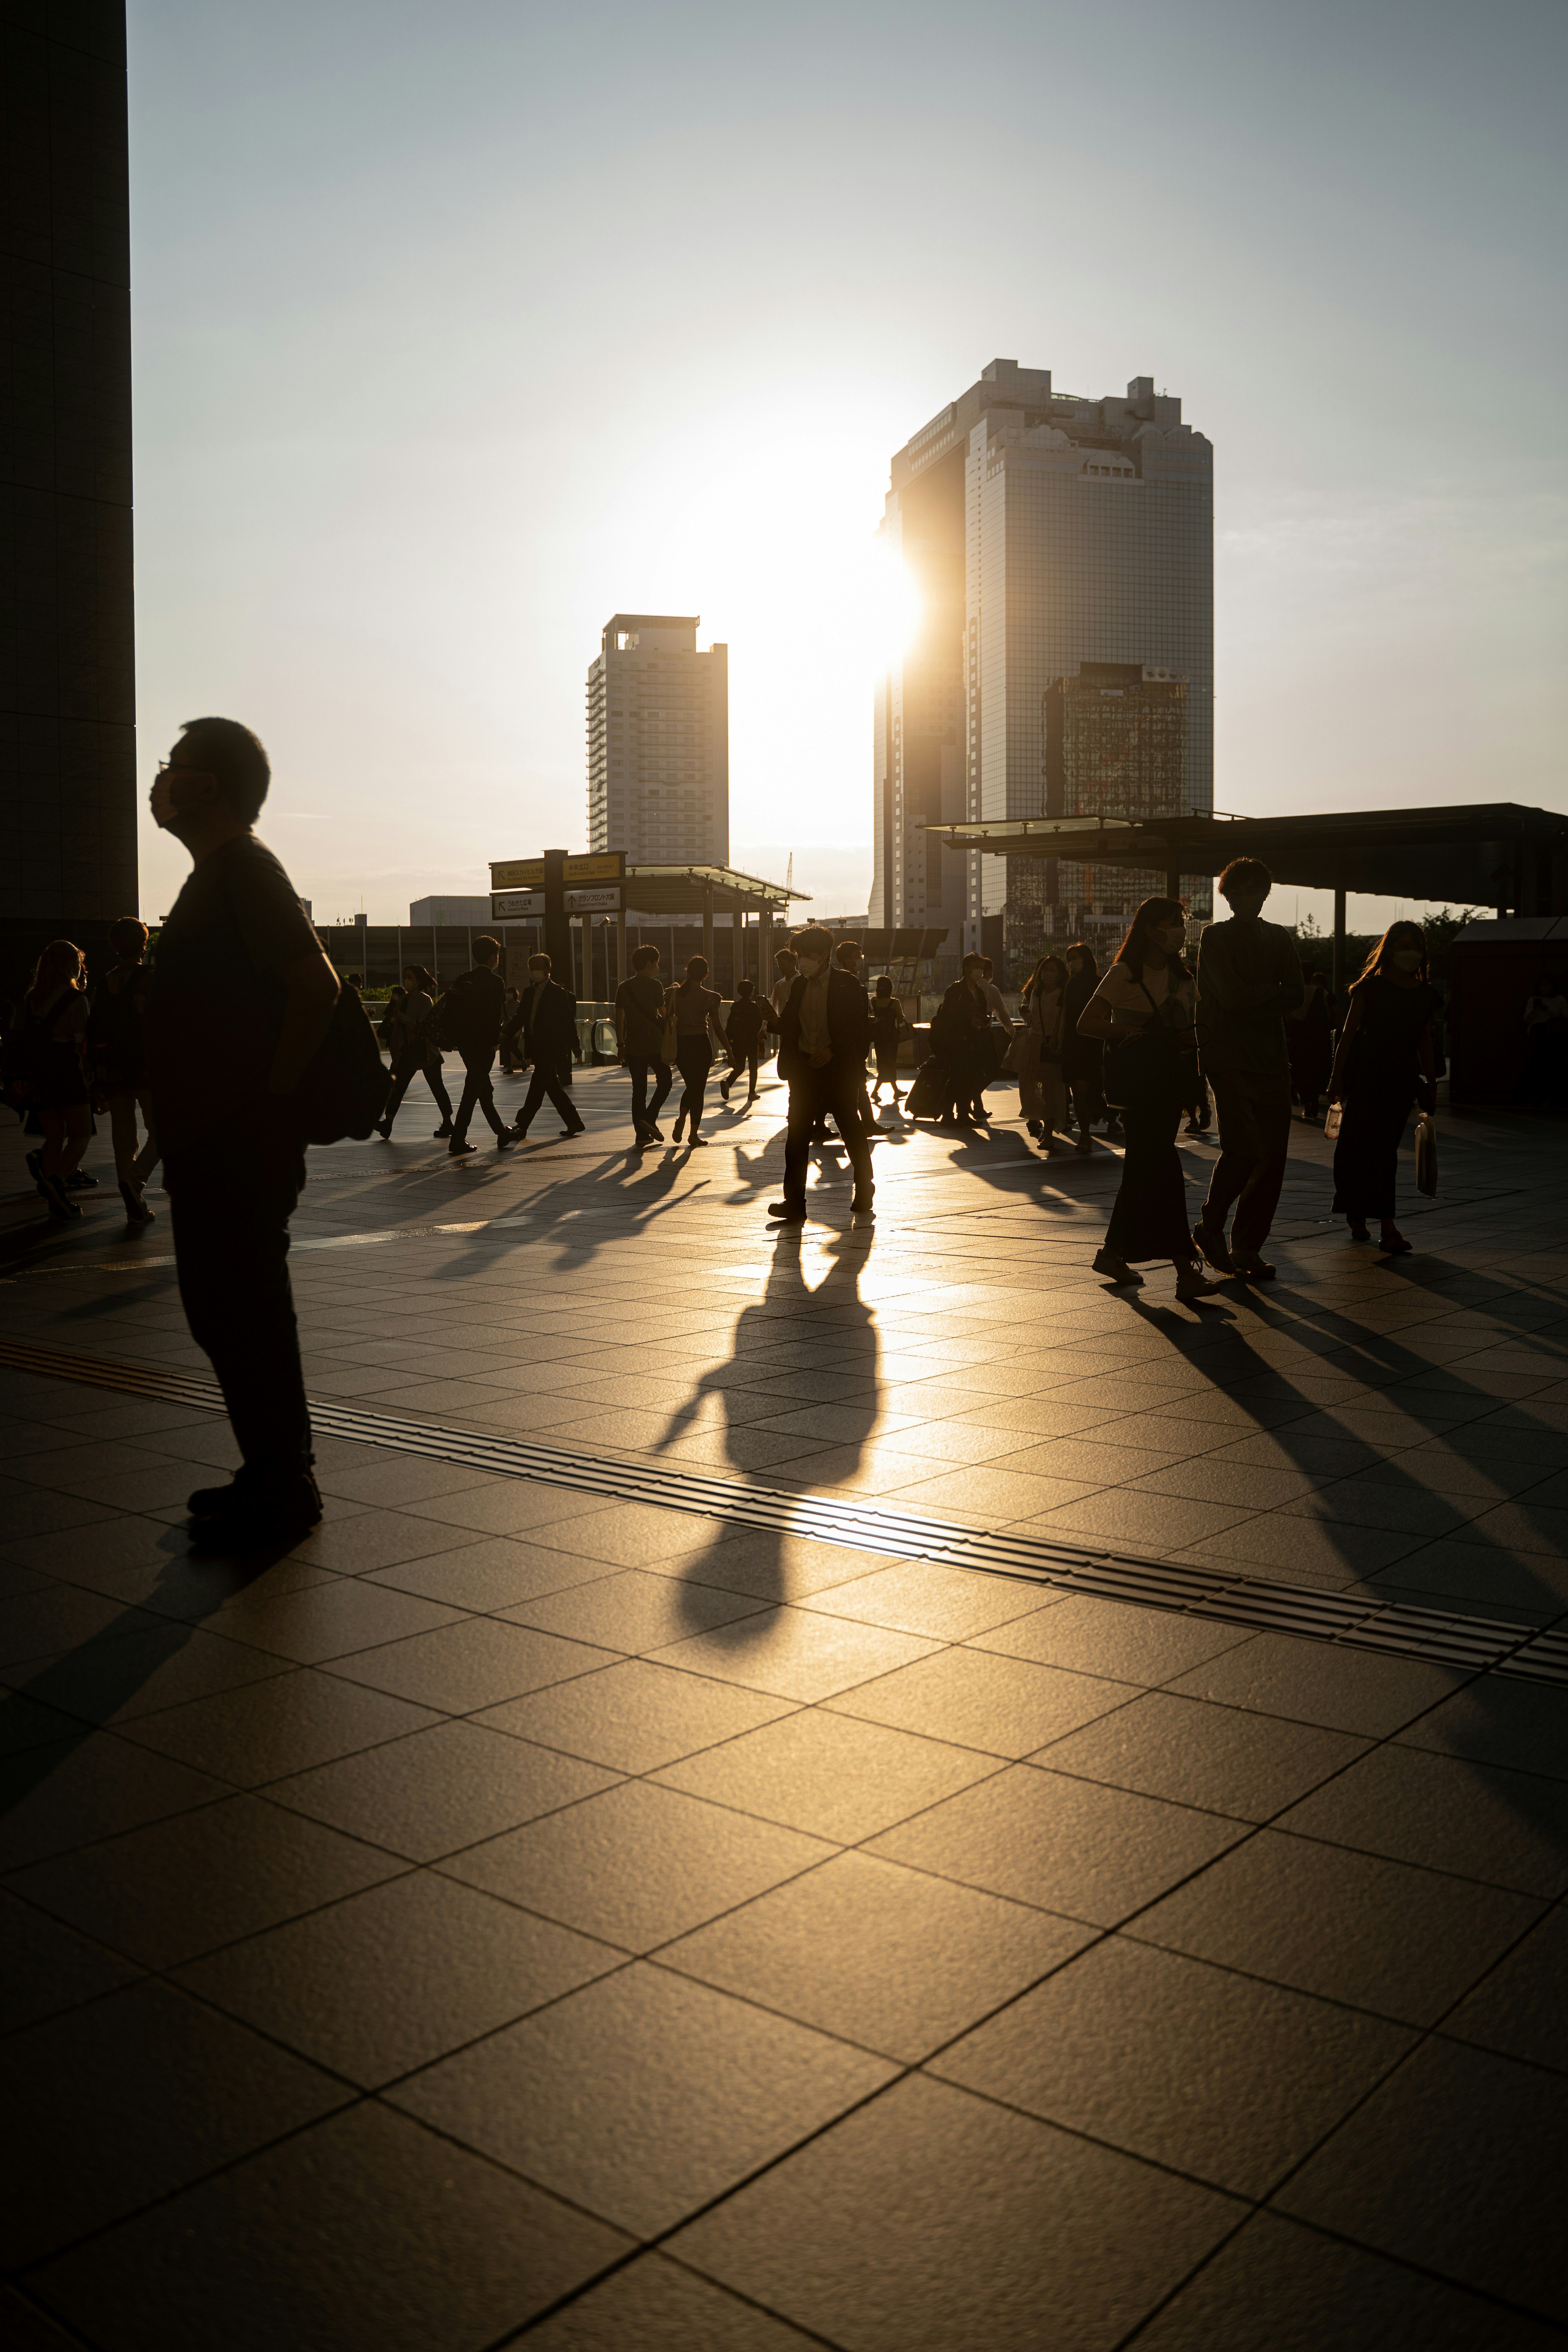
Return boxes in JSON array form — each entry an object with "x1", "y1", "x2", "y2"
[
  {"x1": 767, "y1": 1201, "x2": 806, "y2": 1222},
  {"x1": 376, "y1": 1120, "x2": 392, "y2": 1140},
  {"x1": 851, "y1": 1196, "x2": 875, "y2": 1215},
  {"x1": 563, "y1": 1120, "x2": 586, "y2": 1136},
  {"x1": 189, "y1": 1469, "x2": 323, "y2": 1545},
  {"x1": 1192, "y1": 1220, "x2": 1238, "y2": 1276},
  {"x1": 644, "y1": 1122, "x2": 666, "y2": 1140},
  {"x1": 449, "y1": 1140, "x2": 476, "y2": 1157},
  {"x1": 433, "y1": 1122, "x2": 453, "y2": 1138},
  {"x1": 495, "y1": 1131, "x2": 514, "y2": 1150},
  {"x1": 38, "y1": 1172, "x2": 81, "y2": 1220},
  {"x1": 65, "y1": 1170, "x2": 100, "y2": 1189},
  {"x1": 119, "y1": 1179, "x2": 155, "y2": 1224}
]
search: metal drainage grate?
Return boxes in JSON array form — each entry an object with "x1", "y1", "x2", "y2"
[{"x1": 0, "y1": 1336, "x2": 1560, "y2": 1688}]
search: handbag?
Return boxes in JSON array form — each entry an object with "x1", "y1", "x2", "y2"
[{"x1": 1415, "y1": 1112, "x2": 1437, "y2": 1197}]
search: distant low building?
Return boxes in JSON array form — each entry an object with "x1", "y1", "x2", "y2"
[{"x1": 409, "y1": 896, "x2": 493, "y2": 925}]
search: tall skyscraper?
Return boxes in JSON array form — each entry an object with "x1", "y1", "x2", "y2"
[
  {"x1": 587, "y1": 615, "x2": 729, "y2": 868},
  {"x1": 2, "y1": 3, "x2": 137, "y2": 979},
  {"x1": 871, "y1": 360, "x2": 1213, "y2": 967}
]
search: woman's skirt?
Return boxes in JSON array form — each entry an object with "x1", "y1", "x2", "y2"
[
  {"x1": 1332, "y1": 1087, "x2": 1412, "y2": 1221},
  {"x1": 31, "y1": 1042, "x2": 90, "y2": 1110},
  {"x1": 1105, "y1": 1096, "x2": 1191, "y2": 1261}
]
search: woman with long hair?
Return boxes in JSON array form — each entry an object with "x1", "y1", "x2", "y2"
[
  {"x1": 1018, "y1": 954, "x2": 1073, "y2": 1150},
  {"x1": 669, "y1": 955, "x2": 725, "y2": 1145},
  {"x1": 1061, "y1": 939, "x2": 1109, "y2": 1152},
  {"x1": 1327, "y1": 920, "x2": 1440, "y2": 1254},
  {"x1": 13, "y1": 940, "x2": 93, "y2": 1220},
  {"x1": 376, "y1": 963, "x2": 454, "y2": 1138},
  {"x1": 1075, "y1": 899, "x2": 1219, "y2": 1299}
]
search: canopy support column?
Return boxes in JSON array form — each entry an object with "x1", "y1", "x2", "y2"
[
  {"x1": 1332, "y1": 883, "x2": 1347, "y2": 1007},
  {"x1": 732, "y1": 902, "x2": 743, "y2": 993},
  {"x1": 703, "y1": 883, "x2": 715, "y2": 979},
  {"x1": 1165, "y1": 867, "x2": 1181, "y2": 905}
]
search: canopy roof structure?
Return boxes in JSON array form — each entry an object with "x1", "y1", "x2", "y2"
[
  {"x1": 619, "y1": 863, "x2": 806, "y2": 918},
  {"x1": 921, "y1": 803, "x2": 1568, "y2": 914}
]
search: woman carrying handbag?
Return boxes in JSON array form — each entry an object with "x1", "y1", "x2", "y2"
[
  {"x1": 1075, "y1": 899, "x2": 1220, "y2": 1301},
  {"x1": 1015, "y1": 955, "x2": 1074, "y2": 1152}
]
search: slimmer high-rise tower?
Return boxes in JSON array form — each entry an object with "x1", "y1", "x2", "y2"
[{"x1": 871, "y1": 360, "x2": 1213, "y2": 967}]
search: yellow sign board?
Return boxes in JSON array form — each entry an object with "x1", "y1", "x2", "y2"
[{"x1": 489, "y1": 851, "x2": 625, "y2": 889}]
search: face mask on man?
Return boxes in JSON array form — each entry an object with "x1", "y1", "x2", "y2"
[
  {"x1": 1390, "y1": 949, "x2": 1422, "y2": 973},
  {"x1": 796, "y1": 955, "x2": 826, "y2": 979}
]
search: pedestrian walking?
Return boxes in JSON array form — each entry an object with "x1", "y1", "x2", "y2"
[
  {"x1": 1016, "y1": 954, "x2": 1074, "y2": 1151},
  {"x1": 768, "y1": 925, "x2": 874, "y2": 1221},
  {"x1": 719, "y1": 978, "x2": 773, "y2": 1107},
  {"x1": 144, "y1": 715, "x2": 341, "y2": 1541},
  {"x1": 615, "y1": 943, "x2": 673, "y2": 1143},
  {"x1": 1192, "y1": 857, "x2": 1304, "y2": 1282},
  {"x1": 376, "y1": 963, "x2": 453, "y2": 1138},
  {"x1": 1328, "y1": 920, "x2": 1440, "y2": 1255},
  {"x1": 1062, "y1": 941, "x2": 1109, "y2": 1150},
  {"x1": 441, "y1": 935, "x2": 514, "y2": 1156},
  {"x1": 868, "y1": 976, "x2": 905, "y2": 1107},
  {"x1": 1287, "y1": 967, "x2": 1334, "y2": 1123},
  {"x1": 8, "y1": 940, "x2": 93, "y2": 1221},
  {"x1": 831, "y1": 938, "x2": 878, "y2": 1140},
  {"x1": 1076, "y1": 898, "x2": 1220, "y2": 1300},
  {"x1": 508, "y1": 953, "x2": 586, "y2": 1141},
  {"x1": 932, "y1": 954, "x2": 993, "y2": 1127},
  {"x1": 87, "y1": 917, "x2": 160, "y2": 1221},
  {"x1": 669, "y1": 956, "x2": 726, "y2": 1145},
  {"x1": 499, "y1": 984, "x2": 522, "y2": 1073}
]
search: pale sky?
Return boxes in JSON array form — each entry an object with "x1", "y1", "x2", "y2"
[{"x1": 129, "y1": 0, "x2": 1566, "y2": 932}]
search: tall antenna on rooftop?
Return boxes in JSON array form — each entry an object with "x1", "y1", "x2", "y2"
[{"x1": 785, "y1": 852, "x2": 793, "y2": 898}]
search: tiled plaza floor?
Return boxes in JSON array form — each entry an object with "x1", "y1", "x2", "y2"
[{"x1": 2, "y1": 1066, "x2": 1566, "y2": 2348}]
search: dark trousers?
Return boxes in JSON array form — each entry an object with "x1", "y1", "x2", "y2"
[
  {"x1": 871, "y1": 1041, "x2": 901, "y2": 1094},
  {"x1": 383, "y1": 1055, "x2": 452, "y2": 1128},
  {"x1": 676, "y1": 1040, "x2": 713, "y2": 1132},
  {"x1": 627, "y1": 1055, "x2": 673, "y2": 1131},
  {"x1": 516, "y1": 1052, "x2": 581, "y2": 1135},
  {"x1": 721, "y1": 1047, "x2": 762, "y2": 1098},
  {"x1": 1203, "y1": 1069, "x2": 1292, "y2": 1254},
  {"x1": 166, "y1": 1116, "x2": 312, "y2": 1478},
  {"x1": 784, "y1": 1065, "x2": 874, "y2": 1207},
  {"x1": 1105, "y1": 1096, "x2": 1192, "y2": 1263},
  {"x1": 453, "y1": 1049, "x2": 505, "y2": 1141}
]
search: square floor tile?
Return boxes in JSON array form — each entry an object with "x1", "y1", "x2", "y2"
[
  {"x1": 176, "y1": 1870, "x2": 621, "y2": 2085},
  {"x1": 933, "y1": 1936, "x2": 1413, "y2": 2196},
  {"x1": 503, "y1": 1567, "x2": 766, "y2": 1653},
  {"x1": 29, "y1": 2099, "x2": 628, "y2": 2352},
  {"x1": 1131, "y1": 2208, "x2": 1562, "y2": 2352},
  {"x1": 477, "y1": 1659, "x2": 794, "y2": 1775},
  {"x1": 802, "y1": 1560, "x2": 1049, "y2": 1642},
  {"x1": 867, "y1": 1765, "x2": 1245, "y2": 1926},
  {"x1": 0, "y1": 1730, "x2": 227, "y2": 1871},
  {"x1": 1397, "y1": 1680, "x2": 1568, "y2": 1782},
  {"x1": 1276, "y1": 1744, "x2": 1568, "y2": 1896},
  {"x1": 670, "y1": 2072, "x2": 1237, "y2": 2352},
  {"x1": 530, "y1": 1503, "x2": 741, "y2": 1568},
  {"x1": 525, "y1": 2252, "x2": 817, "y2": 2348},
  {"x1": 390, "y1": 1962, "x2": 893, "y2": 2239},
  {"x1": 0, "y1": 1888, "x2": 141, "y2": 2032},
  {"x1": 267, "y1": 1718, "x2": 618, "y2": 1859},
  {"x1": 196, "y1": 1578, "x2": 464, "y2": 1664},
  {"x1": 6, "y1": 1793, "x2": 406, "y2": 1968},
  {"x1": 1163, "y1": 1633, "x2": 1465, "y2": 1737},
  {"x1": 4, "y1": 1619, "x2": 290, "y2": 1732},
  {"x1": 652, "y1": 1708, "x2": 1004, "y2": 1844},
  {"x1": 366, "y1": 1538, "x2": 645, "y2": 1612},
  {"x1": 1035, "y1": 1691, "x2": 1369, "y2": 1821},
  {"x1": 441, "y1": 1780, "x2": 833, "y2": 1951},
  {"x1": 826, "y1": 1647, "x2": 1131, "y2": 1759},
  {"x1": 970, "y1": 1595, "x2": 1252, "y2": 1686},
  {"x1": 396, "y1": 1481, "x2": 618, "y2": 1537},
  {"x1": 0, "y1": 1977, "x2": 347, "y2": 2263},
  {"x1": 1278, "y1": 2037, "x2": 1568, "y2": 2324},
  {"x1": 0, "y1": 1586, "x2": 170, "y2": 1673},
  {"x1": 1444, "y1": 1905, "x2": 1568, "y2": 2073},
  {"x1": 118, "y1": 1668, "x2": 440, "y2": 1785},
  {"x1": 663, "y1": 1849, "x2": 1091, "y2": 2061},
  {"x1": 648, "y1": 1607, "x2": 940, "y2": 1702},
  {"x1": 667, "y1": 1533, "x2": 915, "y2": 1603},
  {"x1": 284, "y1": 1510, "x2": 485, "y2": 1575},
  {"x1": 328, "y1": 1619, "x2": 617, "y2": 1712},
  {"x1": 1130, "y1": 1829, "x2": 1543, "y2": 2024}
]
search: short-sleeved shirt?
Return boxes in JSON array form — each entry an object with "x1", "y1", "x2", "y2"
[
  {"x1": 616, "y1": 974, "x2": 667, "y2": 1058},
  {"x1": 673, "y1": 982, "x2": 722, "y2": 1037},
  {"x1": 145, "y1": 832, "x2": 321, "y2": 1153}
]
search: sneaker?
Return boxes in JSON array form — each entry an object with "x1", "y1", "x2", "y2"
[
  {"x1": 1192, "y1": 1221, "x2": 1237, "y2": 1276},
  {"x1": 1092, "y1": 1248, "x2": 1142, "y2": 1286},
  {"x1": 1232, "y1": 1252, "x2": 1276, "y2": 1281},
  {"x1": 65, "y1": 1171, "x2": 100, "y2": 1189},
  {"x1": 766, "y1": 1201, "x2": 806, "y2": 1222},
  {"x1": 119, "y1": 1179, "x2": 155, "y2": 1224},
  {"x1": 448, "y1": 1140, "x2": 477, "y2": 1158},
  {"x1": 1176, "y1": 1267, "x2": 1224, "y2": 1301}
]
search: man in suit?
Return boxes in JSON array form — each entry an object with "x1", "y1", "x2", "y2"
[
  {"x1": 441, "y1": 935, "x2": 512, "y2": 1157},
  {"x1": 768, "y1": 925, "x2": 875, "y2": 1223},
  {"x1": 1193, "y1": 857, "x2": 1304, "y2": 1280},
  {"x1": 507, "y1": 953, "x2": 586, "y2": 1141}
]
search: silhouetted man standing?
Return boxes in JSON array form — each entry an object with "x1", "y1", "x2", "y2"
[
  {"x1": 1194, "y1": 858, "x2": 1304, "y2": 1281},
  {"x1": 145, "y1": 717, "x2": 339, "y2": 1542},
  {"x1": 443, "y1": 935, "x2": 512, "y2": 1156},
  {"x1": 769, "y1": 925, "x2": 874, "y2": 1223},
  {"x1": 509, "y1": 953, "x2": 586, "y2": 1140}
]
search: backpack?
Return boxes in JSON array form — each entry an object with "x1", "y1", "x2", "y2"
[{"x1": 290, "y1": 985, "x2": 391, "y2": 1145}]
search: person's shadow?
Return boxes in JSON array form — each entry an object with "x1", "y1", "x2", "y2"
[{"x1": 659, "y1": 1221, "x2": 881, "y2": 1634}]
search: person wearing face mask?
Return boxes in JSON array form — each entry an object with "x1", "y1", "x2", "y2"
[
  {"x1": 1192, "y1": 858, "x2": 1304, "y2": 1282},
  {"x1": 768, "y1": 924, "x2": 874, "y2": 1221},
  {"x1": 1076, "y1": 898, "x2": 1219, "y2": 1301},
  {"x1": 1327, "y1": 921, "x2": 1440, "y2": 1255},
  {"x1": 1060, "y1": 941, "x2": 1106, "y2": 1154}
]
